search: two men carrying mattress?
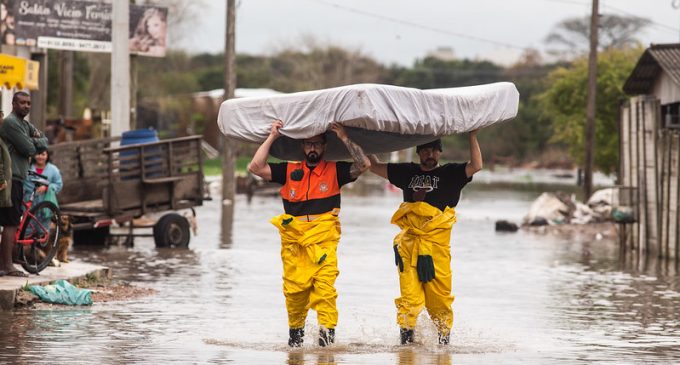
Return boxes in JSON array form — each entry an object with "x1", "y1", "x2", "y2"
[{"x1": 248, "y1": 120, "x2": 482, "y2": 347}]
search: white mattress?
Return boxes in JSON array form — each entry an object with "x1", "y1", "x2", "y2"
[{"x1": 217, "y1": 82, "x2": 519, "y2": 160}]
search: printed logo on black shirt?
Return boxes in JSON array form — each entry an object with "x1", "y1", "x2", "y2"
[
  {"x1": 408, "y1": 175, "x2": 440, "y2": 201},
  {"x1": 407, "y1": 175, "x2": 440, "y2": 192}
]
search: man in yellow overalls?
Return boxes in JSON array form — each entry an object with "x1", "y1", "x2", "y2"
[
  {"x1": 368, "y1": 131, "x2": 482, "y2": 345},
  {"x1": 248, "y1": 120, "x2": 370, "y2": 347}
]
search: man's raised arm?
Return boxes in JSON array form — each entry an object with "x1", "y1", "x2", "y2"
[
  {"x1": 247, "y1": 120, "x2": 283, "y2": 182},
  {"x1": 465, "y1": 130, "x2": 483, "y2": 178},
  {"x1": 367, "y1": 154, "x2": 388, "y2": 179},
  {"x1": 330, "y1": 122, "x2": 370, "y2": 179}
]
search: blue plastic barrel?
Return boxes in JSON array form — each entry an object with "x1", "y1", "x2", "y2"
[
  {"x1": 120, "y1": 129, "x2": 161, "y2": 180},
  {"x1": 121, "y1": 129, "x2": 159, "y2": 146}
]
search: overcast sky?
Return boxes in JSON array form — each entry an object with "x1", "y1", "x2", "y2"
[{"x1": 173, "y1": 0, "x2": 680, "y2": 66}]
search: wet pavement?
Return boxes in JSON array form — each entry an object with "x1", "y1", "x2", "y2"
[{"x1": 1, "y1": 182, "x2": 680, "y2": 364}]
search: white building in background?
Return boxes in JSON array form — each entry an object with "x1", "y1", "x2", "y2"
[
  {"x1": 426, "y1": 46, "x2": 456, "y2": 61},
  {"x1": 191, "y1": 88, "x2": 283, "y2": 100}
]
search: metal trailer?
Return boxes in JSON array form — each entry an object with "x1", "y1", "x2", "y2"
[{"x1": 50, "y1": 135, "x2": 205, "y2": 247}]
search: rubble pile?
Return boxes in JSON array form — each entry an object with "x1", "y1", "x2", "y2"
[{"x1": 523, "y1": 188, "x2": 628, "y2": 226}]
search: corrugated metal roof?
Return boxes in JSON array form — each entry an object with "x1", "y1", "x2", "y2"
[{"x1": 624, "y1": 43, "x2": 680, "y2": 95}]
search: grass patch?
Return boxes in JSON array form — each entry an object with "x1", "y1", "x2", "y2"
[{"x1": 204, "y1": 157, "x2": 281, "y2": 176}]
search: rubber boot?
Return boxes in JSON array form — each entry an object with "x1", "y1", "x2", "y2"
[
  {"x1": 400, "y1": 328, "x2": 414, "y2": 345},
  {"x1": 438, "y1": 331, "x2": 450, "y2": 345},
  {"x1": 319, "y1": 327, "x2": 335, "y2": 347},
  {"x1": 288, "y1": 328, "x2": 304, "y2": 347}
]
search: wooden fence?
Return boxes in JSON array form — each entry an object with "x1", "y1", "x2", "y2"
[{"x1": 620, "y1": 96, "x2": 680, "y2": 259}]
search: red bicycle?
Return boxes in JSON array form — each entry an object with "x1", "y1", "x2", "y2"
[{"x1": 14, "y1": 170, "x2": 61, "y2": 274}]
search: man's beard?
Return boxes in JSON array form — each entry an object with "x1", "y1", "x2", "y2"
[
  {"x1": 305, "y1": 151, "x2": 322, "y2": 164},
  {"x1": 420, "y1": 158, "x2": 438, "y2": 169}
]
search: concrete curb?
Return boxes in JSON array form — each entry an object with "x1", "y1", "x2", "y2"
[{"x1": 0, "y1": 262, "x2": 111, "y2": 310}]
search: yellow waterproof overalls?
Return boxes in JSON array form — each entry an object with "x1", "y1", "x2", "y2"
[
  {"x1": 272, "y1": 161, "x2": 343, "y2": 329},
  {"x1": 391, "y1": 201, "x2": 457, "y2": 334}
]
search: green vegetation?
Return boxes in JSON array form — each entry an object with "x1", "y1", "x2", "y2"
[
  {"x1": 204, "y1": 157, "x2": 253, "y2": 176},
  {"x1": 538, "y1": 48, "x2": 642, "y2": 174}
]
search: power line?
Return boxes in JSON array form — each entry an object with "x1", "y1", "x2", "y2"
[{"x1": 303, "y1": 0, "x2": 530, "y2": 51}]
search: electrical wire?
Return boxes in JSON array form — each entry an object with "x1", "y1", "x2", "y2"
[{"x1": 303, "y1": 0, "x2": 530, "y2": 50}]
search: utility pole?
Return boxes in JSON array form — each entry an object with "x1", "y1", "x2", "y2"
[
  {"x1": 111, "y1": 0, "x2": 131, "y2": 137},
  {"x1": 130, "y1": 0, "x2": 138, "y2": 130},
  {"x1": 674, "y1": 1, "x2": 680, "y2": 41},
  {"x1": 584, "y1": 0, "x2": 599, "y2": 200},
  {"x1": 221, "y1": 0, "x2": 236, "y2": 247},
  {"x1": 130, "y1": 54, "x2": 138, "y2": 130}
]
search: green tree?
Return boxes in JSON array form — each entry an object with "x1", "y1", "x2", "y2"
[
  {"x1": 391, "y1": 57, "x2": 504, "y2": 89},
  {"x1": 538, "y1": 47, "x2": 643, "y2": 174}
]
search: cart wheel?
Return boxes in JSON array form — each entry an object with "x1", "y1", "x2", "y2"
[{"x1": 153, "y1": 213, "x2": 191, "y2": 248}]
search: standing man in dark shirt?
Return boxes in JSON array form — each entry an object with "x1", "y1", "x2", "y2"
[
  {"x1": 248, "y1": 120, "x2": 370, "y2": 347},
  {"x1": 368, "y1": 130, "x2": 482, "y2": 345},
  {"x1": 0, "y1": 91, "x2": 48, "y2": 277}
]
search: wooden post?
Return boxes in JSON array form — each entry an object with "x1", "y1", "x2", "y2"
[
  {"x1": 675, "y1": 133, "x2": 680, "y2": 260},
  {"x1": 583, "y1": 0, "x2": 599, "y2": 200},
  {"x1": 660, "y1": 129, "x2": 669, "y2": 258},
  {"x1": 668, "y1": 133, "x2": 679, "y2": 259},
  {"x1": 631, "y1": 98, "x2": 641, "y2": 251},
  {"x1": 642, "y1": 97, "x2": 660, "y2": 256},
  {"x1": 221, "y1": 0, "x2": 237, "y2": 247},
  {"x1": 620, "y1": 102, "x2": 631, "y2": 249}
]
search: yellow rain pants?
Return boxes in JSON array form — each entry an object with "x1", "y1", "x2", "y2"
[
  {"x1": 271, "y1": 213, "x2": 341, "y2": 329},
  {"x1": 390, "y1": 202, "x2": 457, "y2": 334}
]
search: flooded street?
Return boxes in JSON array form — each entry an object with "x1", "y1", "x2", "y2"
[{"x1": 2, "y1": 182, "x2": 680, "y2": 364}]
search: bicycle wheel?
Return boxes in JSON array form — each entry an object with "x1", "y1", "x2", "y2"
[{"x1": 18, "y1": 201, "x2": 60, "y2": 274}]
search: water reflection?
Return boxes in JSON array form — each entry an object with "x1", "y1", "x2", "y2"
[
  {"x1": 287, "y1": 351, "x2": 336, "y2": 365},
  {"x1": 540, "y1": 234, "x2": 680, "y2": 362},
  {"x1": 221, "y1": 202, "x2": 234, "y2": 248},
  {"x1": 396, "y1": 348, "x2": 452, "y2": 365},
  {"x1": 72, "y1": 245, "x2": 201, "y2": 282},
  {"x1": 0, "y1": 312, "x2": 31, "y2": 360}
]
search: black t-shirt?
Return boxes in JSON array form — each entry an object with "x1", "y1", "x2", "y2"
[
  {"x1": 269, "y1": 161, "x2": 356, "y2": 187},
  {"x1": 387, "y1": 162, "x2": 472, "y2": 210}
]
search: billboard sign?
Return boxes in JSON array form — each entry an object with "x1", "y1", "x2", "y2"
[{"x1": 1, "y1": 0, "x2": 167, "y2": 56}]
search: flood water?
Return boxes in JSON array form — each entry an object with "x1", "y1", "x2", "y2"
[{"x1": 2, "y1": 175, "x2": 680, "y2": 364}]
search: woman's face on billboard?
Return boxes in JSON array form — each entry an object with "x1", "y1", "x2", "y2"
[{"x1": 146, "y1": 13, "x2": 165, "y2": 40}]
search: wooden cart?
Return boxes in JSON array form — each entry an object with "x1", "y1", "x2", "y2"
[{"x1": 50, "y1": 135, "x2": 205, "y2": 247}]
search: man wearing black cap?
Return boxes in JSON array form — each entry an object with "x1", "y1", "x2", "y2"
[
  {"x1": 368, "y1": 130, "x2": 482, "y2": 345},
  {"x1": 0, "y1": 91, "x2": 47, "y2": 277}
]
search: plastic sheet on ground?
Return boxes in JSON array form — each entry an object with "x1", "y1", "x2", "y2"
[
  {"x1": 29, "y1": 279, "x2": 93, "y2": 306},
  {"x1": 217, "y1": 82, "x2": 519, "y2": 160},
  {"x1": 587, "y1": 188, "x2": 617, "y2": 219}
]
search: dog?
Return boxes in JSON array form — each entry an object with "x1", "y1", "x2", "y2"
[{"x1": 56, "y1": 214, "x2": 73, "y2": 263}]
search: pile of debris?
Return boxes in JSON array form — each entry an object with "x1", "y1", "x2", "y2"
[{"x1": 523, "y1": 188, "x2": 624, "y2": 226}]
